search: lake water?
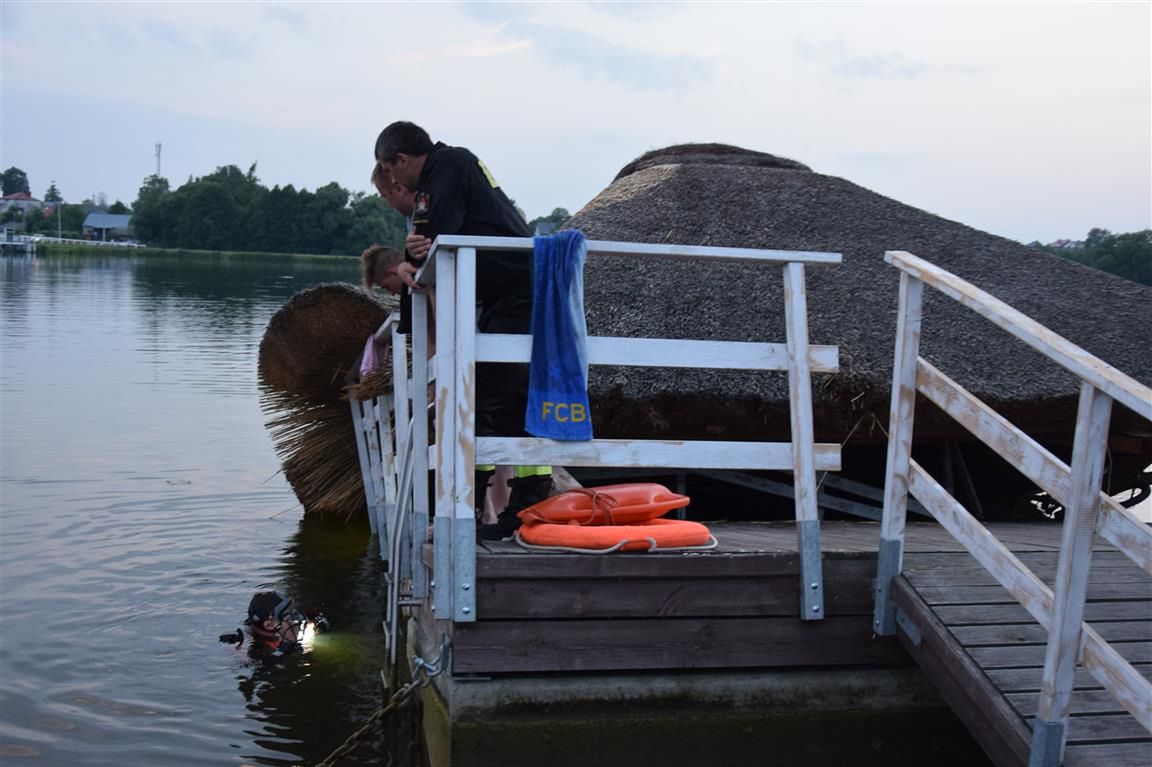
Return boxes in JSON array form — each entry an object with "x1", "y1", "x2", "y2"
[{"x1": 0, "y1": 251, "x2": 416, "y2": 766}]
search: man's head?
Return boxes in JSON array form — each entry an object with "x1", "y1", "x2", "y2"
[
  {"x1": 361, "y1": 245, "x2": 406, "y2": 295},
  {"x1": 371, "y1": 163, "x2": 416, "y2": 217},
  {"x1": 375, "y1": 121, "x2": 434, "y2": 190}
]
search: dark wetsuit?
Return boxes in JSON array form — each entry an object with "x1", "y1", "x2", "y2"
[{"x1": 403, "y1": 142, "x2": 533, "y2": 437}]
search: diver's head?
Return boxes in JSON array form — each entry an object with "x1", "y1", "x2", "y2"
[{"x1": 244, "y1": 591, "x2": 303, "y2": 650}]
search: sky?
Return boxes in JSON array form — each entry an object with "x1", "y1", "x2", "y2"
[{"x1": 1, "y1": 1, "x2": 1148, "y2": 244}]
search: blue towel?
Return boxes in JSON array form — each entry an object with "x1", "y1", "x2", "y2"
[{"x1": 525, "y1": 229, "x2": 593, "y2": 441}]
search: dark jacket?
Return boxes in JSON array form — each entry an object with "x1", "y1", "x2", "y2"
[{"x1": 401, "y1": 142, "x2": 533, "y2": 332}]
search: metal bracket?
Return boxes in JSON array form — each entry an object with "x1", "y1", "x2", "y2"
[
  {"x1": 1027, "y1": 719, "x2": 1066, "y2": 767},
  {"x1": 873, "y1": 537, "x2": 903, "y2": 635},
  {"x1": 798, "y1": 519, "x2": 825, "y2": 620}
]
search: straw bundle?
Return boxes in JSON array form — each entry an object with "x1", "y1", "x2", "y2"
[{"x1": 258, "y1": 283, "x2": 396, "y2": 518}]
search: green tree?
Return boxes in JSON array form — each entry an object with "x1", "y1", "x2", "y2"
[
  {"x1": 131, "y1": 174, "x2": 172, "y2": 245},
  {"x1": 249, "y1": 184, "x2": 303, "y2": 253},
  {"x1": 528, "y1": 207, "x2": 571, "y2": 233},
  {"x1": 25, "y1": 204, "x2": 85, "y2": 237},
  {"x1": 170, "y1": 181, "x2": 242, "y2": 250},
  {"x1": 43, "y1": 182, "x2": 62, "y2": 203},
  {"x1": 107, "y1": 200, "x2": 130, "y2": 214},
  {"x1": 337, "y1": 191, "x2": 408, "y2": 253},
  {"x1": 1085, "y1": 227, "x2": 1111, "y2": 249},
  {"x1": 1036, "y1": 229, "x2": 1152, "y2": 287},
  {"x1": 1, "y1": 167, "x2": 30, "y2": 196}
]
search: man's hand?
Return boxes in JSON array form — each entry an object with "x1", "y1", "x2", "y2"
[
  {"x1": 396, "y1": 262, "x2": 426, "y2": 291},
  {"x1": 405, "y1": 233, "x2": 433, "y2": 262}
]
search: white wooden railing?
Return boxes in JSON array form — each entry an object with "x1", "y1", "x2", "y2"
[
  {"x1": 872, "y1": 250, "x2": 1152, "y2": 767},
  {"x1": 354, "y1": 234, "x2": 843, "y2": 637}
]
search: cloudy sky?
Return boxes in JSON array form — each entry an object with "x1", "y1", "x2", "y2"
[{"x1": 2, "y1": 1, "x2": 1148, "y2": 243}]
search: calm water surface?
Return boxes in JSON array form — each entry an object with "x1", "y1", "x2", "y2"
[{"x1": 1, "y1": 252, "x2": 409, "y2": 766}]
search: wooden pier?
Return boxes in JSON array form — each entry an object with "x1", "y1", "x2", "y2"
[{"x1": 350, "y1": 236, "x2": 1151, "y2": 767}]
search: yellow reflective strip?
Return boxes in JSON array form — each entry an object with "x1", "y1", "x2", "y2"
[
  {"x1": 513, "y1": 465, "x2": 552, "y2": 478},
  {"x1": 477, "y1": 159, "x2": 499, "y2": 189}
]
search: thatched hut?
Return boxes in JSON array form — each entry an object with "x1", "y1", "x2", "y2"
[{"x1": 567, "y1": 144, "x2": 1151, "y2": 508}]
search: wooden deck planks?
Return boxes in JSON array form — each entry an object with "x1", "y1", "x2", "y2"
[{"x1": 895, "y1": 546, "x2": 1152, "y2": 767}]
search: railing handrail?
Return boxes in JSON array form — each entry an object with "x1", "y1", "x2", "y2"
[
  {"x1": 432, "y1": 234, "x2": 844, "y2": 265},
  {"x1": 885, "y1": 250, "x2": 1152, "y2": 419},
  {"x1": 875, "y1": 252, "x2": 1152, "y2": 767}
]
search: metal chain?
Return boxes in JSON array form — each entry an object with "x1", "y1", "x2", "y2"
[{"x1": 309, "y1": 640, "x2": 449, "y2": 767}]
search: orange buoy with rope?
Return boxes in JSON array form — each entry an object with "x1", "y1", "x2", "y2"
[
  {"x1": 514, "y1": 483, "x2": 715, "y2": 553},
  {"x1": 517, "y1": 483, "x2": 690, "y2": 526},
  {"x1": 516, "y1": 517, "x2": 715, "y2": 553}
]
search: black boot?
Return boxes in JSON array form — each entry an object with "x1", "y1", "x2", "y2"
[
  {"x1": 479, "y1": 474, "x2": 552, "y2": 541},
  {"x1": 474, "y1": 468, "x2": 494, "y2": 527}
]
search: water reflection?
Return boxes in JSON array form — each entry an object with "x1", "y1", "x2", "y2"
[
  {"x1": 0, "y1": 251, "x2": 400, "y2": 767},
  {"x1": 234, "y1": 517, "x2": 393, "y2": 767}
]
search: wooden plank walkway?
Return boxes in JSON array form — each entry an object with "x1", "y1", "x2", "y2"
[{"x1": 891, "y1": 526, "x2": 1151, "y2": 767}]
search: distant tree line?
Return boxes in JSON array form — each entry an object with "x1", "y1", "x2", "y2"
[
  {"x1": 1031, "y1": 228, "x2": 1152, "y2": 287},
  {"x1": 131, "y1": 164, "x2": 408, "y2": 255}
]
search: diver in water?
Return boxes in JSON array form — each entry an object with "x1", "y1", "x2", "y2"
[{"x1": 220, "y1": 590, "x2": 328, "y2": 654}]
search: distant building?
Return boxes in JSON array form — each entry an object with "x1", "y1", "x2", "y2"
[
  {"x1": 1047, "y1": 239, "x2": 1084, "y2": 250},
  {"x1": 82, "y1": 212, "x2": 134, "y2": 242},
  {"x1": 1, "y1": 192, "x2": 44, "y2": 222},
  {"x1": 534, "y1": 221, "x2": 558, "y2": 236}
]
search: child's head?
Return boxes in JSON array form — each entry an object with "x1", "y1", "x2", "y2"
[{"x1": 361, "y1": 245, "x2": 405, "y2": 295}]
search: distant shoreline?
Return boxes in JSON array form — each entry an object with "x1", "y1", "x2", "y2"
[{"x1": 36, "y1": 243, "x2": 359, "y2": 262}]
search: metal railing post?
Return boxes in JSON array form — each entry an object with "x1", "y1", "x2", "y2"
[{"x1": 874, "y1": 271, "x2": 924, "y2": 635}]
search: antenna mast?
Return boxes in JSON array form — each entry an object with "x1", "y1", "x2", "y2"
[{"x1": 154, "y1": 143, "x2": 162, "y2": 177}]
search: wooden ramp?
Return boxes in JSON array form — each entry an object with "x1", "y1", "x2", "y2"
[{"x1": 891, "y1": 524, "x2": 1152, "y2": 767}]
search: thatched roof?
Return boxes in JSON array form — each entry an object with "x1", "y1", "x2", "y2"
[{"x1": 568, "y1": 144, "x2": 1152, "y2": 444}]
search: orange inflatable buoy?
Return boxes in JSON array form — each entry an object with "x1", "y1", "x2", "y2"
[
  {"x1": 517, "y1": 483, "x2": 690, "y2": 526},
  {"x1": 516, "y1": 517, "x2": 715, "y2": 553}
]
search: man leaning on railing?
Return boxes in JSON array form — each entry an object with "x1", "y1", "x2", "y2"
[{"x1": 373, "y1": 121, "x2": 552, "y2": 539}]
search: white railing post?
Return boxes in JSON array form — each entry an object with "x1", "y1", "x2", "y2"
[
  {"x1": 432, "y1": 248, "x2": 457, "y2": 620},
  {"x1": 377, "y1": 392, "x2": 397, "y2": 561},
  {"x1": 783, "y1": 262, "x2": 824, "y2": 620},
  {"x1": 390, "y1": 323, "x2": 412, "y2": 585},
  {"x1": 451, "y1": 248, "x2": 478, "y2": 622},
  {"x1": 874, "y1": 271, "x2": 924, "y2": 635},
  {"x1": 350, "y1": 397, "x2": 378, "y2": 535},
  {"x1": 410, "y1": 289, "x2": 431, "y2": 600},
  {"x1": 1029, "y1": 382, "x2": 1113, "y2": 767}
]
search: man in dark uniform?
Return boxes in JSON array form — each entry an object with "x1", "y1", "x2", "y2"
[{"x1": 374, "y1": 121, "x2": 550, "y2": 537}]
